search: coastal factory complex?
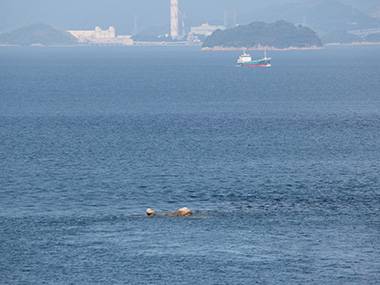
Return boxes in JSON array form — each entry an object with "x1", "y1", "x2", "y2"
[{"x1": 67, "y1": 0, "x2": 225, "y2": 46}]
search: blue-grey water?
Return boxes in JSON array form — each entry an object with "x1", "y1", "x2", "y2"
[{"x1": 1, "y1": 45, "x2": 380, "y2": 284}]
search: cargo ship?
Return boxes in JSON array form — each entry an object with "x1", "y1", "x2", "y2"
[{"x1": 237, "y1": 50, "x2": 271, "y2": 67}]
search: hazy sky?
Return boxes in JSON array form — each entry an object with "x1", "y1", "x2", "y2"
[{"x1": 1, "y1": 0, "x2": 379, "y2": 34}]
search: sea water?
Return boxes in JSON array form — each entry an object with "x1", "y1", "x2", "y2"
[{"x1": 0, "y1": 45, "x2": 379, "y2": 284}]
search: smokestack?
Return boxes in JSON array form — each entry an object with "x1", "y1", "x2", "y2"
[{"x1": 170, "y1": 0, "x2": 179, "y2": 39}]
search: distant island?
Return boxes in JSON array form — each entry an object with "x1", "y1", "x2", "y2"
[
  {"x1": 0, "y1": 24, "x2": 78, "y2": 46},
  {"x1": 202, "y1": 20, "x2": 323, "y2": 51}
]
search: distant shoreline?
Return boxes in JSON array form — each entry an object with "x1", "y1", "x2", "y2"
[
  {"x1": 201, "y1": 45, "x2": 324, "y2": 51},
  {"x1": 0, "y1": 43, "x2": 194, "y2": 47},
  {"x1": 1, "y1": 42, "x2": 380, "y2": 48},
  {"x1": 325, "y1": 41, "x2": 380, "y2": 46},
  {"x1": 202, "y1": 42, "x2": 380, "y2": 51}
]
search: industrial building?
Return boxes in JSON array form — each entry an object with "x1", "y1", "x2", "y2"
[
  {"x1": 171, "y1": 0, "x2": 223, "y2": 41},
  {"x1": 66, "y1": 1, "x2": 223, "y2": 46},
  {"x1": 190, "y1": 23, "x2": 225, "y2": 37},
  {"x1": 67, "y1": 26, "x2": 133, "y2": 46}
]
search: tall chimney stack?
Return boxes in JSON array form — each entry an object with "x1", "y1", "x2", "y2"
[{"x1": 170, "y1": 0, "x2": 179, "y2": 39}]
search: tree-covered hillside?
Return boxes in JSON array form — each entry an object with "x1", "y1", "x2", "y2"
[
  {"x1": 203, "y1": 20, "x2": 323, "y2": 49},
  {"x1": 0, "y1": 24, "x2": 78, "y2": 46}
]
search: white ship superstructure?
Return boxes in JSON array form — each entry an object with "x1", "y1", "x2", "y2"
[{"x1": 237, "y1": 50, "x2": 252, "y2": 64}]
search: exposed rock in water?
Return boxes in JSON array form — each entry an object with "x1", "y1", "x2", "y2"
[
  {"x1": 164, "y1": 207, "x2": 194, "y2": 216},
  {"x1": 177, "y1": 207, "x2": 194, "y2": 216},
  {"x1": 146, "y1": 207, "x2": 194, "y2": 216},
  {"x1": 146, "y1": 208, "x2": 156, "y2": 216}
]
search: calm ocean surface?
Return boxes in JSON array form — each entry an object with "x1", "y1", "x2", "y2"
[{"x1": 0, "y1": 45, "x2": 380, "y2": 284}]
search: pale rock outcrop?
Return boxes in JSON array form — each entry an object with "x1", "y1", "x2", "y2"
[
  {"x1": 146, "y1": 208, "x2": 157, "y2": 216},
  {"x1": 164, "y1": 207, "x2": 194, "y2": 216},
  {"x1": 177, "y1": 207, "x2": 194, "y2": 216}
]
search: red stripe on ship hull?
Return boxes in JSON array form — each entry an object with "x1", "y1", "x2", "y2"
[{"x1": 242, "y1": 63, "x2": 271, "y2": 67}]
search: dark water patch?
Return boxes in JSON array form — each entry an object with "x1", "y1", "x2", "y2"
[{"x1": 1, "y1": 46, "x2": 380, "y2": 284}]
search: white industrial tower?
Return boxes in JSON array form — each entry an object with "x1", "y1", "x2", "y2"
[{"x1": 170, "y1": 0, "x2": 179, "y2": 39}]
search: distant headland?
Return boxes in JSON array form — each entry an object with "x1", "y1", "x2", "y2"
[
  {"x1": 0, "y1": 24, "x2": 77, "y2": 46},
  {"x1": 202, "y1": 20, "x2": 324, "y2": 51}
]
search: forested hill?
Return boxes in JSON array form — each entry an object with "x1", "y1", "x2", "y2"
[
  {"x1": 202, "y1": 20, "x2": 323, "y2": 50},
  {"x1": 0, "y1": 24, "x2": 78, "y2": 46}
]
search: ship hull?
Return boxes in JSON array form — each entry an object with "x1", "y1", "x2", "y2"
[{"x1": 239, "y1": 59, "x2": 271, "y2": 67}]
